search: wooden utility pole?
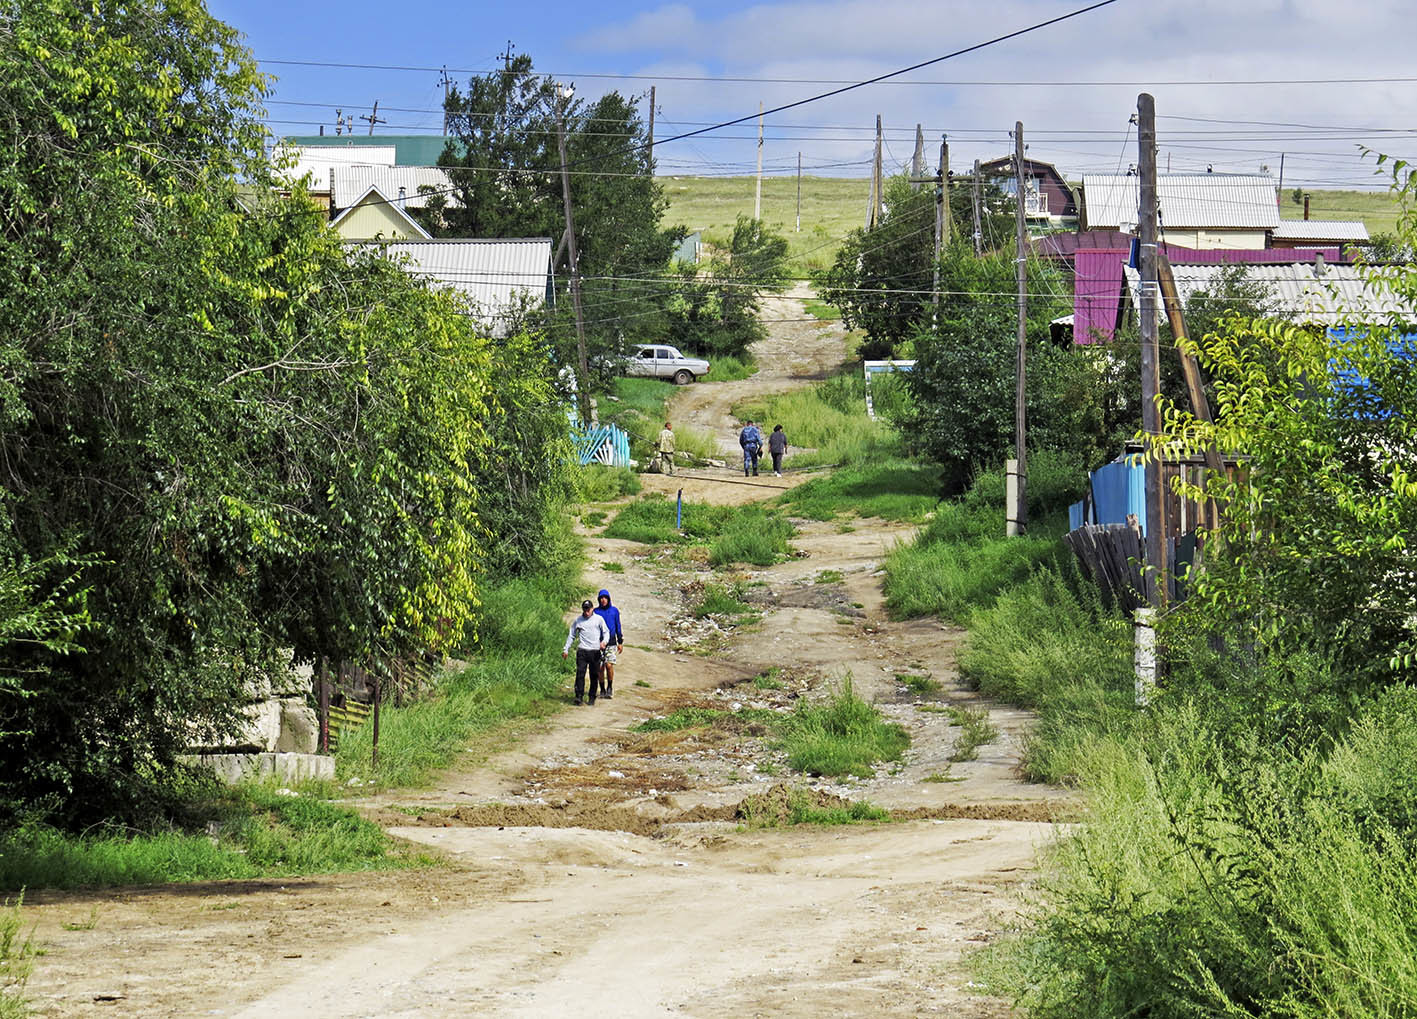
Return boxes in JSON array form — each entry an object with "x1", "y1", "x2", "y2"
[
  {"x1": 796, "y1": 151, "x2": 802, "y2": 232},
  {"x1": 1137, "y1": 92, "x2": 1165, "y2": 606},
  {"x1": 971, "y1": 158, "x2": 983, "y2": 256},
  {"x1": 1157, "y1": 253, "x2": 1224, "y2": 529},
  {"x1": 911, "y1": 124, "x2": 925, "y2": 191},
  {"x1": 1009, "y1": 122, "x2": 1029, "y2": 536},
  {"x1": 646, "y1": 85, "x2": 656, "y2": 172},
  {"x1": 866, "y1": 115, "x2": 883, "y2": 230},
  {"x1": 362, "y1": 100, "x2": 383, "y2": 135},
  {"x1": 556, "y1": 88, "x2": 592, "y2": 423},
  {"x1": 754, "y1": 102, "x2": 764, "y2": 221}
]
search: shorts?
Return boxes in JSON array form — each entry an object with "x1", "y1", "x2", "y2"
[{"x1": 602, "y1": 645, "x2": 619, "y2": 665}]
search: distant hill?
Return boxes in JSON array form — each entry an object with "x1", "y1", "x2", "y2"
[{"x1": 661, "y1": 177, "x2": 1407, "y2": 272}]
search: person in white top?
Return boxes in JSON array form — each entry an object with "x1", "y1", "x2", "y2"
[{"x1": 562, "y1": 599, "x2": 610, "y2": 705}]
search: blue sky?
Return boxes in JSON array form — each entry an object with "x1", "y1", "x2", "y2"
[{"x1": 209, "y1": 0, "x2": 1417, "y2": 190}]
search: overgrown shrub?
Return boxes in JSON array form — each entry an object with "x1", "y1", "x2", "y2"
[{"x1": 783, "y1": 678, "x2": 909, "y2": 778}]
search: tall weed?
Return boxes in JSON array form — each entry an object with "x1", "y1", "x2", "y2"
[
  {"x1": 0, "y1": 897, "x2": 32, "y2": 1019},
  {"x1": 783, "y1": 677, "x2": 909, "y2": 778}
]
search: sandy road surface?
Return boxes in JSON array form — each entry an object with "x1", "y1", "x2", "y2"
[{"x1": 23, "y1": 286, "x2": 1067, "y2": 1018}]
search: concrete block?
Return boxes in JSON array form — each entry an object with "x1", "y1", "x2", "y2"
[
  {"x1": 277, "y1": 699, "x2": 319, "y2": 754},
  {"x1": 182, "y1": 752, "x2": 334, "y2": 785}
]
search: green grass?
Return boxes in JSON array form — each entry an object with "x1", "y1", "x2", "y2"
[
  {"x1": 752, "y1": 668, "x2": 785, "y2": 690},
  {"x1": 708, "y1": 354, "x2": 756, "y2": 382},
  {"x1": 581, "y1": 510, "x2": 606, "y2": 527},
  {"x1": 0, "y1": 788, "x2": 414, "y2": 892},
  {"x1": 781, "y1": 460, "x2": 938, "y2": 522},
  {"x1": 693, "y1": 582, "x2": 760, "y2": 625},
  {"x1": 0, "y1": 896, "x2": 32, "y2": 1019},
  {"x1": 897, "y1": 673, "x2": 941, "y2": 696},
  {"x1": 943, "y1": 705, "x2": 999, "y2": 763},
  {"x1": 600, "y1": 561, "x2": 624, "y2": 573},
  {"x1": 733, "y1": 373, "x2": 904, "y2": 468},
  {"x1": 1291, "y1": 187, "x2": 1402, "y2": 235},
  {"x1": 336, "y1": 654, "x2": 562, "y2": 788},
  {"x1": 575, "y1": 464, "x2": 641, "y2": 503},
  {"x1": 663, "y1": 175, "x2": 867, "y2": 271},
  {"x1": 802, "y1": 297, "x2": 842, "y2": 321},
  {"x1": 783, "y1": 677, "x2": 909, "y2": 778},
  {"x1": 815, "y1": 569, "x2": 844, "y2": 584},
  {"x1": 604, "y1": 496, "x2": 794, "y2": 565},
  {"x1": 738, "y1": 789, "x2": 890, "y2": 828},
  {"x1": 633, "y1": 705, "x2": 780, "y2": 733}
]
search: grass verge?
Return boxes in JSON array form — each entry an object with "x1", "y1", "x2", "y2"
[
  {"x1": 0, "y1": 787, "x2": 418, "y2": 892},
  {"x1": 0, "y1": 896, "x2": 32, "y2": 1019},
  {"x1": 604, "y1": 496, "x2": 794, "y2": 565},
  {"x1": 738, "y1": 788, "x2": 888, "y2": 827}
]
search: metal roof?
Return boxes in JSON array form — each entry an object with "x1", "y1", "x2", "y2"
[
  {"x1": 1122, "y1": 260, "x2": 1416, "y2": 326},
  {"x1": 1271, "y1": 219, "x2": 1371, "y2": 242},
  {"x1": 332, "y1": 165, "x2": 454, "y2": 211},
  {"x1": 279, "y1": 134, "x2": 461, "y2": 167},
  {"x1": 349, "y1": 238, "x2": 553, "y2": 335},
  {"x1": 274, "y1": 145, "x2": 397, "y2": 191},
  {"x1": 1082, "y1": 173, "x2": 1279, "y2": 230},
  {"x1": 328, "y1": 186, "x2": 432, "y2": 240}
]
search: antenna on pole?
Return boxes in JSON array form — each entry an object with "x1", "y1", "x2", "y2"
[
  {"x1": 497, "y1": 41, "x2": 516, "y2": 71},
  {"x1": 334, "y1": 108, "x2": 343, "y2": 136},
  {"x1": 361, "y1": 100, "x2": 384, "y2": 135},
  {"x1": 438, "y1": 66, "x2": 454, "y2": 136}
]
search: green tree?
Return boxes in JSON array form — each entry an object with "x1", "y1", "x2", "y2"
[
  {"x1": 0, "y1": 0, "x2": 560, "y2": 821},
  {"x1": 663, "y1": 216, "x2": 790, "y2": 360}
]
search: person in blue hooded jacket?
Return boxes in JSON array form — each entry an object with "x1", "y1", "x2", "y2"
[{"x1": 594, "y1": 589, "x2": 624, "y2": 699}]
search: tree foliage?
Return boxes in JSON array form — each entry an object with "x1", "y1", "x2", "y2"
[
  {"x1": 815, "y1": 173, "x2": 1016, "y2": 359},
  {"x1": 0, "y1": 0, "x2": 567, "y2": 821},
  {"x1": 663, "y1": 216, "x2": 790, "y2": 360}
]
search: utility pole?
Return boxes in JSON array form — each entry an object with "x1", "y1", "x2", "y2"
[
  {"x1": 439, "y1": 67, "x2": 453, "y2": 135},
  {"x1": 646, "y1": 85, "x2": 656, "y2": 173},
  {"x1": 1137, "y1": 92, "x2": 1164, "y2": 606},
  {"x1": 796, "y1": 151, "x2": 802, "y2": 232},
  {"x1": 911, "y1": 124, "x2": 925, "y2": 191},
  {"x1": 1277, "y1": 151, "x2": 1285, "y2": 207},
  {"x1": 362, "y1": 100, "x2": 383, "y2": 135},
  {"x1": 933, "y1": 136, "x2": 949, "y2": 309},
  {"x1": 1008, "y1": 122, "x2": 1028, "y2": 537},
  {"x1": 971, "y1": 158, "x2": 983, "y2": 256},
  {"x1": 556, "y1": 86, "x2": 592, "y2": 423},
  {"x1": 871, "y1": 114, "x2": 883, "y2": 229},
  {"x1": 754, "y1": 102, "x2": 764, "y2": 221}
]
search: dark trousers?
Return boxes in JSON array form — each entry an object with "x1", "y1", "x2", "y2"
[
  {"x1": 575, "y1": 648, "x2": 602, "y2": 702},
  {"x1": 771, "y1": 451, "x2": 783, "y2": 472}
]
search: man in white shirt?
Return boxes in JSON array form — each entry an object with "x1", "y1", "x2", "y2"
[{"x1": 562, "y1": 599, "x2": 611, "y2": 705}]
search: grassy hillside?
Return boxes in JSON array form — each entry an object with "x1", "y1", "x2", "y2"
[
  {"x1": 661, "y1": 175, "x2": 866, "y2": 271},
  {"x1": 1284, "y1": 188, "x2": 1403, "y2": 236}
]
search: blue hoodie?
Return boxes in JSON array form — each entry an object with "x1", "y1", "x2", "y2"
[{"x1": 594, "y1": 589, "x2": 623, "y2": 644}]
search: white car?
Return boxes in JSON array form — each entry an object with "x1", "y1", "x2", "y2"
[{"x1": 625, "y1": 344, "x2": 711, "y2": 385}]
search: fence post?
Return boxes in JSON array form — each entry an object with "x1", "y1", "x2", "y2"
[
  {"x1": 317, "y1": 657, "x2": 330, "y2": 754},
  {"x1": 676, "y1": 488, "x2": 683, "y2": 531},
  {"x1": 370, "y1": 668, "x2": 381, "y2": 769},
  {"x1": 1006, "y1": 459, "x2": 1023, "y2": 537},
  {"x1": 1134, "y1": 607, "x2": 1158, "y2": 707}
]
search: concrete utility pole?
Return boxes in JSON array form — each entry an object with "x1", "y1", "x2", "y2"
[
  {"x1": 871, "y1": 114, "x2": 883, "y2": 228},
  {"x1": 933, "y1": 136, "x2": 949, "y2": 309},
  {"x1": 796, "y1": 151, "x2": 802, "y2": 232},
  {"x1": 439, "y1": 68, "x2": 453, "y2": 135},
  {"x1": 754, "y1": 102, "x2": 764, "y2": 221},
  {"x1": 911, "y1": 124, "x2": 925, "y2": 191},
  {"x1": 556, "y1": 86, "x2": 592, "y2": 423},
  {"x1": 971, "y1": 158, "x2": 983, "y2": 256},
  {"x1": 1008, "y1": 122, "x2": 1028, "y2": 537},
  {"x1": 646, "y1": 85, "x2": 656, "y2": 173},
  {"x1": 1137, "y1": 92, "x2": 1164, "y2": 606}
]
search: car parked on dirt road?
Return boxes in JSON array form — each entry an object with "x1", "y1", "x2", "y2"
[{"x1": 625, "y1": 344, "x2": 711, "y2": 384}]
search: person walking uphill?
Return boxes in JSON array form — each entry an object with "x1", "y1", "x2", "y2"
[
  {"x1": 657, "y1": 421, "x2": 675, "y2": 476},
  {"x1": 593, "y1": 589, "x2": 624, "y2": 699},
  {"x1": 739, "y1": 420, "x2": 763, "y2": 477},
  {"x1": 562, "y1": 600, "x2": 610, "y2": 705},
  {"x1": 768, "y1": 424, "x2": 788, "y2": 476}
]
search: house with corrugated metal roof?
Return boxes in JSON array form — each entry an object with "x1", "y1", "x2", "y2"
[
  {"x1": 347, "y1": 237, "x2": 553, "y2": 337},
  {"x1": 1081, "y1": 173, "x2": 1282, "y2": 250},
  {"x1": 1270, "y1": 218, "x2": 1371, "y2": 248},
  {"x1": 329, "y1": 185, "x2": 432, "y2": 242}
]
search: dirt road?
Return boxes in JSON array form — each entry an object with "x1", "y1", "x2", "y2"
[{"x1": 23, "y1": 286, "x2": 1067, "y2": 1018}]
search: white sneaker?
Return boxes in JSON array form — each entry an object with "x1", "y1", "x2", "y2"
[{"x1": 774, "y1": 471, "x2": 782, "y2": 477}]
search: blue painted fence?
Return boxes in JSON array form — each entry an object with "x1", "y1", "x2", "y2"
[
  {"x1": 571, "y1": 422, "x2": 631, "y2": 468},
  {"x1": 1069, "y1": 457, "x2": 1148, "y2": 535}
]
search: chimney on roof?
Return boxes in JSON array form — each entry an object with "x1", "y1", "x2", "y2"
[
  {"x1": 1304, "y1": 194, "x2": 1310, "y2": 220},
  {"x1": 1314, "y1": 252, "x2": 1326, "y2": 276},
  {"x1": 397, "y1": 186, "x2": 407, "y2": 210}
]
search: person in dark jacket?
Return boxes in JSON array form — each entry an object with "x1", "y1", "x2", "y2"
[
  {"x1": 738, "y1": 420, "x2": 763, "y2": 476},
  {"x1": 594, "y1": 588, "x2": 624, "y2": 699},
  {"x1": 767, "y1": 424, "x2": 788, "y2": 476}
]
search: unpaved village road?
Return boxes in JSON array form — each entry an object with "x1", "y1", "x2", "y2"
[{"x1": 24, "y1": 285, "x2": 1072, "y2": 1018}]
